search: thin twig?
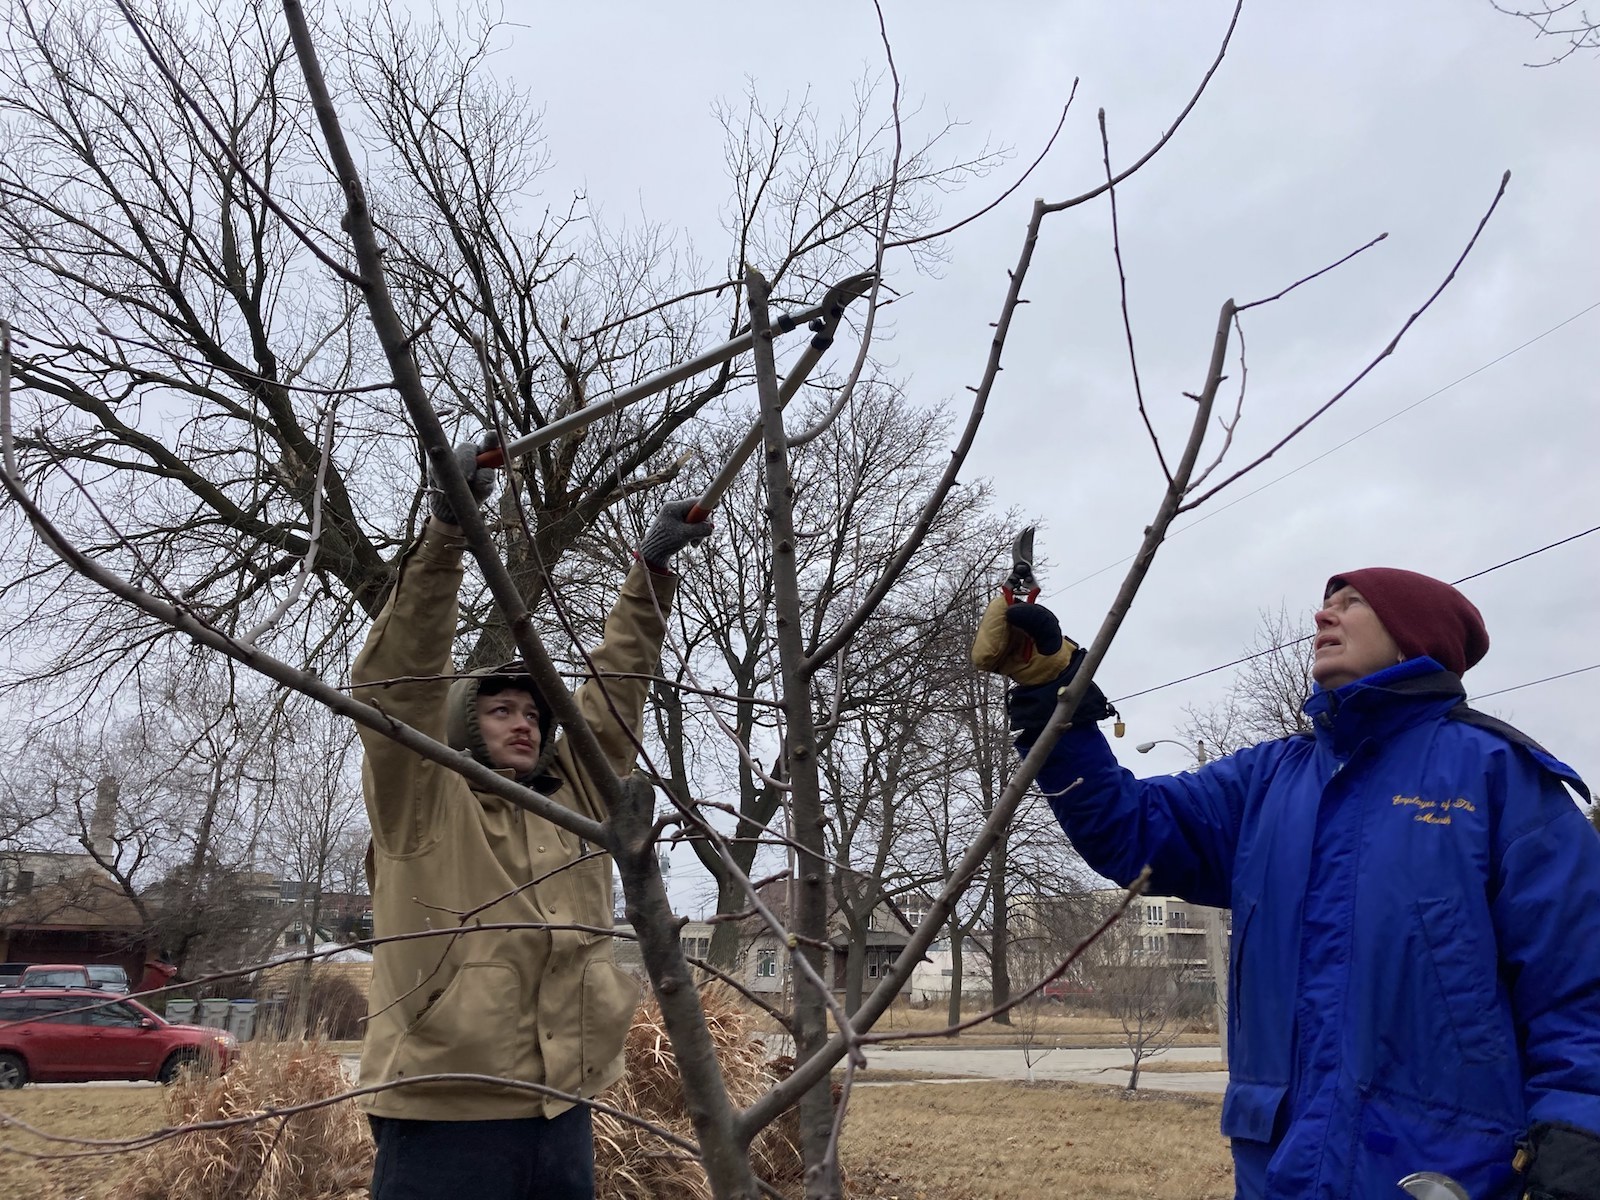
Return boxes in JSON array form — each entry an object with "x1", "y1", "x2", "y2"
[
  {"x1": 108, "y1": 0, "x2": 361, "y2": 286},
  {"x1": 1099, "y1": 108, "x2": 1168, "y2": 483},
  {"x1": 240, "y1": 400, "x2": 338, "y2": 644},
  {"x1": 1235, "y1": 231, "x2": 1388, "y2": 313},
  {"x1": 1041, "y1": 0, "x2": 1243, "y2": 219},
  {"x1": 1183, "y1": 170, "x2": 1512, "y2": 510},
  {"x1": 886, "y1": 92, "x2": 1077, "y2": 251}
]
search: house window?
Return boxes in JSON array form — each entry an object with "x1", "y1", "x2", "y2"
[
  {"x1": 1146, "y1": 905, "x2": 1164, "y2": 926},
  {"x1": 756, "y1": 949, "x2": 777, "y2": 978}
]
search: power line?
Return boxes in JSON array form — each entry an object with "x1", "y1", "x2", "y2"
[
  {"x1": 1111, "y1": 525, "x2": 1600, "y2": 703},
  {"x1": 1451, "y1": 524, "x2": 1599, "y2": 585},
  {"x1": 1064, "y1": 298, "x2": 1600, "y2": 592},
  {"x1": 1471, "y1": 664, "x2": 1600, "y2": 703}
]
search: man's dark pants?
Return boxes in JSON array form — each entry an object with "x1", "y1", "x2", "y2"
[{"x1": 368, "y1": 1108, "x2": 595, "y2": 1200}]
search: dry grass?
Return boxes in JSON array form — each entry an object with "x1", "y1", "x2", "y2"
[
  {"x1": 595, "y1": 983, "x2": 803, "y2": 1198},
  {"x1": 0, "y1": 1032, "x2": 1232, "y2": 1200},
  {"x1": 840, "y1": 1080, "x2": 1233, "y2": 1200},
  {"x1": 0, "y1": 1086, "x2": 165, "y2": 1200},
  {"x1": 1122, "y1": 1059, "x2": 1228, "y2": 1074},
  {"x1": 117, "y1": 1040, "x2": 372, "y2": 1200}
]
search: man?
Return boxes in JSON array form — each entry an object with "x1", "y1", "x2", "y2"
[
  {"x1": 351, "y1": 440, "x2": 710, "y2": 1200},
  {"x1": 984, "y1": 568, "x2": 1600, "y2": 1199}
]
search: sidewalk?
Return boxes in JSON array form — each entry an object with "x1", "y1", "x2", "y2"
[{"x1": 855, "y1": 1042, "x2": 1227, "y2": 1094}]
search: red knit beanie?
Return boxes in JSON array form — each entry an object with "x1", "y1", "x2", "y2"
[{"x1": 1324, "y1": 568, "x2": 1489, "y2": 678}]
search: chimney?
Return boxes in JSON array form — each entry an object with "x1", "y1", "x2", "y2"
[{"x1": 90, "y1": 775, "x2": 119, "y2": 860}]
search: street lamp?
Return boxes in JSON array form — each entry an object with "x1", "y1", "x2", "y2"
[{"x1": 1136, "y1": 737, "x2": 1208, "y2": 765}]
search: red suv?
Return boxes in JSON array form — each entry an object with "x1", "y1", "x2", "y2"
[{"x1": 0, "y1": 988, "x2": 238, "y2": 1088}]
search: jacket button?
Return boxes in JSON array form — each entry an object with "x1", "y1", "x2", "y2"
[{"x1": 537, "y1": 845, "x2": 545, "y2": 853}]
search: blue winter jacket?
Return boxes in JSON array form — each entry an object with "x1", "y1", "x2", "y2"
[{"x1": 1033, "y1": 658, "x2": 1600, "y2": 1199}]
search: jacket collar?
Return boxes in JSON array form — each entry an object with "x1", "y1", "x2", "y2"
[{"x1": 1302, "y1": 657, "x2": 1464, "y2": 756}]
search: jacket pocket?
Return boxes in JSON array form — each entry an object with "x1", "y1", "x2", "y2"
[
  {"x1": 580, "y1": 958, "x2": 641, "y2": 1089},
  {"x1": 393, "y1": 961, "x2": 522, "y2": 1082},
  {"x1": 1227, "y1": 899, "x2": 1255, "y2": 1058},
  {"x1": 1414, "y1": 896, "x2": 1505, "y2": 1065},
  {"x1": 1221, "y1": 1080, "x2": 1287, "y2": 1143}
]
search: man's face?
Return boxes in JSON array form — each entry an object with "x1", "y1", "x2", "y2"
[
  {"x1": 475, "y1": 688, "x2": 543, "y2": 774},
  {"x1": 1312, "y1": 585, "x2": 1403, "y2": 690}
]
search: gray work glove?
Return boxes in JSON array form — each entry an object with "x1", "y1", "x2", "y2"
[
  {"x1": 640, "y1": 499, "x2": 713, "y2": 570},
  {"x1": 428, "y1": 434, "x2": 498, "y2": 525}
]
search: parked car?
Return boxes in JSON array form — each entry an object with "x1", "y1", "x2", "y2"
[
  {"x1": 85, "y1": 964, "x2": 131, "y2": 993},
  {"x1": 0, "y1": 963, "x2": 29, "y2": 990},
  {"x1": 1041, "y1": 978, "x2": 1095, "y2": 1003},
  {"x1": 0, "y1": 987, "x2": 237, "y2": 1088},
  {"x1": 16, "y1": 963, "x2": 130, "y2": 992}
]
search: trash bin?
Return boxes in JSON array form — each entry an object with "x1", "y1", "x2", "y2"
[
  {"x1": 199, "y1": 998, "x2": 231, "y2": 1028},
  {"x1": 165, "y1": 998, "x2": 197, "y2": 1025},
  {"x1": 258, "y1": 997, "x2": 287, "y2": 1039},
  {"x1": 225, "y1": 999, "x2": 258, "y2": 1043}
]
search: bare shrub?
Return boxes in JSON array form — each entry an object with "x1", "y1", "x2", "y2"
[
  {"x1": 597, "y1": 984, "x2": 804, "y2": 1199},
  {"x1": 117, "y1": 1040, "x2": 372, "y2": 1200}
]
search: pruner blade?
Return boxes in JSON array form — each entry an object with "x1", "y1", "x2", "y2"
[
  {"x1": 1398, "y1": 1172, "x2": 1469, "y2": 1200},
  {"x1": 1003, "y1": 526, "x2": 1039, "y2": 604}
]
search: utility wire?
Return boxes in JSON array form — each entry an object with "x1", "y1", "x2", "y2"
[
  {"x1": 1111, "y1": 524, "x2": 1600, "y2": 703},
  {"x1": 1065, "y1": 298, "x2": 1600, "y2": 592},
  {"x1": 1470, "y1": 664, "x2": 1600, "y2": 703}
]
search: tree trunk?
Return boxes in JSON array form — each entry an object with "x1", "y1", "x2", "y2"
[
  {"x1": 611, "y1": 776, "x2": 761, "y2": 1199},
  {"x1": 988, "y1": 838, "x2": 1011, "y2": 1025},
  {"x1": 843, "y1": 927, "x2": 866, "y2": 1017},
  {"x1": 946, "y1": 914, "x2": 963, "y2": 1028},
  {"x1": 744, "y1": 270, "x2": 839, "y2": 1198}
]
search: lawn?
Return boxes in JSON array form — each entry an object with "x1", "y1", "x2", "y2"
[
  {"x1": 0, "y1": 1085, "x2": 167, "y2": 1200},
  {"x1": 0, "y1": 1074, "x2": 1231, "y2": 1199},
  {"x1": 841, "y1": 1080, "x2": 1232, "y2": 1200}
]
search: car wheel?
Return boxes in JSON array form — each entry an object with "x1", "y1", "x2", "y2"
[
  {"x1": 0, "y1": 1053, "x2": 27, "y2": 1090},
  {"x1": 158, "y1": 1050, "x2": 202, "y2": 1084}
]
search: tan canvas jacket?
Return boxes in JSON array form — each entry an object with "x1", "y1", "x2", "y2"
[{"x1": 351, "y1": 521, "x2": 672, "y2": 1120}]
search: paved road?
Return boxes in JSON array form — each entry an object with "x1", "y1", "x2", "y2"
[
  {"x1": 851, "y1": 1042, "x2": 1227, "y2": 1095},
  {"x1": 60, "y1": 1044, "x2": 1222, "y2": 1096}
]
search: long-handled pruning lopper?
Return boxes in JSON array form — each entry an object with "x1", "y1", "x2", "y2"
[{"x1": 474, "y1": 270, "x2": 876, "y2": 526}]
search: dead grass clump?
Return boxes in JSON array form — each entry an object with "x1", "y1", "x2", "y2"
[
  {"x1": 840, "y1": 1079, "x2": 1232, "y2": 1200},
  {"x1": 117, "y1": 1039, "x2": 372, "y2": 1200},
  {"x1": 597, "y1": 983, "x2": 803, "y2": 1199}
]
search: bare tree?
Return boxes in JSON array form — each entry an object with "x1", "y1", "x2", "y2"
[
  {"x1": 0, "y1": 0, "x2": 986, "y2": 700},
  {"x1": 1178, "y1": 605, "x2": 1315, "y2": 758},
  {"x1": 3, "y1": 656, "x2": 288, "y2": 976},
  {"x1": 1082, "y1": 895, "x2": 1191, "y2": 1091},
  {"x1": 1491, "y1": 1, "x2": 1600, "y2": 63},
  {"x1": 256, "y1": 698, "x2": 366, "y2": 1033},
  {"x1": 0, "y1": 0, "x2": 1513, "y2": 1195}
]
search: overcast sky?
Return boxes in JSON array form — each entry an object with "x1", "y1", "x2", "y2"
[{"x1": 491, "y1": 2, "x2": 1598, "y2": 906}]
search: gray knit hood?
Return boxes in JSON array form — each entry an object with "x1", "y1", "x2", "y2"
[{"x1": 444, "y1": 662, "x2": 560, "y2": 789}]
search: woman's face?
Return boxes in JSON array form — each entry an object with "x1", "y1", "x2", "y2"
[{"x1": 1312, "y1": 586, "x2": 1403, "y2": 689}]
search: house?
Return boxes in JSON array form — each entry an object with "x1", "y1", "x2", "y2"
[
  {"x1": 613, "y1": 881, "x2": 922, "y2": 1002},
  {"x1": 272, "y1": 882, "x2": 373, "y2": 949},
  {"x1": 0, "y1": 849, "x2": 153, "y2": 981},
  {"x1": 1010, "y1": 887, "x2": 1232, "y2": 1015}
]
